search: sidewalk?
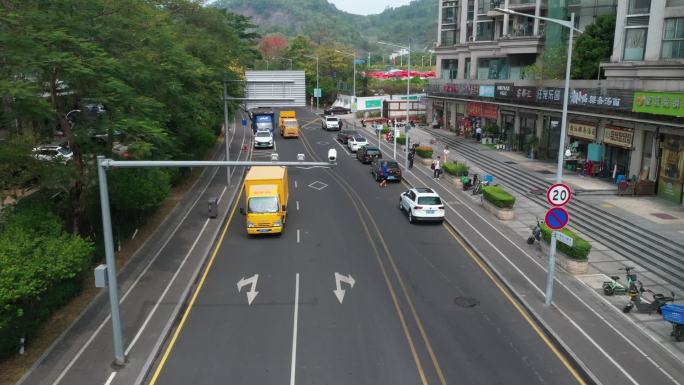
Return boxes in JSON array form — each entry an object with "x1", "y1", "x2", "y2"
[{"x1": 347, "y1": 117, "x2": 684, "y2": 385}]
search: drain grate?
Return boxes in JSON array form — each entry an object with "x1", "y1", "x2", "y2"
[
  {"x1": 652, "y1": 213, "x2": 678, "y2": 220},
  {"x1": 454, "y1": 297, "x2": 480, "y2": 308}
]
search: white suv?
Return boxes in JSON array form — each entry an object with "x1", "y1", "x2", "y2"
[
  {"x1": 398, "y1": 187, "x2": 445, "y2": 223},
  {"x1": 322, "y1": 116, "x2": 340, "y2": 131}
]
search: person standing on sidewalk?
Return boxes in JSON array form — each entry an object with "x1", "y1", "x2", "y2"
[
  {"x1": 432, "y1": 156, "x2": 441, "y2": 180},
  {"x1": 443, "y1": 146, "x2": 450, "y2": 163},
  {"x1": 408, "y1": 149, "x2": 415, "y2": 169},
  {"x1": 476, "y1": 126, "x2": 482, "y2": 142}
]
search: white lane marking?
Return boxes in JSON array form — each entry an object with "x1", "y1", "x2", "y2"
[
  {"x1": 124, "y1": 218, "x2": 211, "y2": 355},
  {"x1": 216, "y1": 185, "x2": 228, "y2": 204},
  {"x1": 131, "y1": 229, "x2": 138, "y2": 240},
  {"x1": 290, "y1": 273, "x2": 300, "y2": 385},
  {"x1": 400, "y1": 158, "x2": 681, "y2": 385},
  {"x1": 295, "y1": 180, "x2": 298, "y2": 189},
  {"x1": 296, "y1": 229, "x2": 300, "y2": 244},
  {"x1": 51, "y1": 137, "x2": 229, "y2": 385},
  {"x1": 296, "y1": 201, "x2": 299, "y2": 211},
  {"x1": 103, "y1": 372, "x2": 116, "y2": 385}
]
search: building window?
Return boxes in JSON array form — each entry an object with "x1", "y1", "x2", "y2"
[
  {"x1": 441, "y1": 59, "x2": 458, "y2": 80},
  {"x1": 476, "y1": 20, "x2": 494, "y2": 41},
  {"x1": 662, "y1": 18, "x2": 684, "y2": 59},
  {"x1": 441, "y1": 29, "x2": 458, "y2": 46},
  {"x1": 628, "y1": 0, "x2": 650, "y2": 14},
  {"x1": 624, "y1": 28, "x2": 647, "y2": 60}
]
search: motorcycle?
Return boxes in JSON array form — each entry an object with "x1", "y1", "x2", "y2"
[{"x1": 526, "y1": 218, "x2": 543, "y2": 245}]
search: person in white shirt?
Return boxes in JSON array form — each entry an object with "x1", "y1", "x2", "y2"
[
  {"x1": 476, "y1": 126, "x2": 482, "y2": 142},
  {"x1": 443, "y1": 146, "x2": 450, "y2": 163},
  {"x1": 432, "y1": 156, "x2": 442, "y2": 180}
]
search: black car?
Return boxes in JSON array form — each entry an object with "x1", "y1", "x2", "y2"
[
  {"x1": 370, "y1": 159, "x2": 402, "y2": 182},
  {"x1": 356, "y1": 146, "x2": 382, "y2": 163},
  {"x1": 337, "y1": 129, "x2": 358, "y2": 144},
  {"x1": 324, "y1": 106, "x2": 351, "y2": 115}
]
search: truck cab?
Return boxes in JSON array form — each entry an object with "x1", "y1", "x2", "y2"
[{"x1": 278, "y1": 110, "x2": 299, "y2": 138}]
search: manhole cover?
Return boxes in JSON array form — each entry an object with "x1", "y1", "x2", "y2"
[
  {"x1": 454, "y1": 297, "x2": 479, "y2": 308},
  {"x1": 652, "y1": 213, "x2": 678, "y2": 220},
  {"x1": 504, "y1": 161, "x2": 517, "y2": 164}
]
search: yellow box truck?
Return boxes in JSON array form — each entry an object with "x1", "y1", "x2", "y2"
[
  {"x1": 279, "y1": 110, "x2": 299, "y2": 138},
  {"x1": 241, "y1": 166, "x2": 289, "y2": 235}
]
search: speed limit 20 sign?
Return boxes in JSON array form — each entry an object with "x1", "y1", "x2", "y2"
[{"x1": 546, "y1": 183, "x2": 572, "y2": 206}]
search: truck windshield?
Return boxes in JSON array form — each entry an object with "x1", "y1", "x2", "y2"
[
  {"x1": 248, "y1": 196, "x2": 279, "y2": 213},
  {"x1": 284, "y1": 121, "x2": 298, "y2": 127}
]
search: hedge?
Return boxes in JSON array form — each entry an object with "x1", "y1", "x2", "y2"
[
  {"x1": 539, "y1": 223, "x2": 592, "y2": 261},
  {"x1": 482, "y1": 185, "x2": 516, "y2": 209},
  {"x1": 0, "y1": 203, "x2": 93, "y2": 359},
  {"x1": 381, "y1": 127, "x2": 391, "y2": 134},
  {"x1": 415, "y1": 146, "x2": 433, "y2": 158},
  {"x1": 443, "y1": 161, "x2": 469, "y2": 176},
  {"x1": 397, "y1": 135, "x2": 406, "y2": 145}
]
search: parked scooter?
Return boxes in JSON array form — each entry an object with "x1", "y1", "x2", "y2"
[
  {"x1": 472, "y1": 174, "x2": 490, "y2": 195},
  {"x1": 623, "y1": 283, "x2": 675, "y2": 314},
  {"x1": 526, "y1": 218, "x2": 543, "y2": 245},
  {"x1": 603, "y1": 266, "x2": 638, "y2": 296}
]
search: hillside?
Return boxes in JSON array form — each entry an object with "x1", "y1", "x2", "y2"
[{"x1": 212, "y1": 0, "x2": 438, "y2": 51}]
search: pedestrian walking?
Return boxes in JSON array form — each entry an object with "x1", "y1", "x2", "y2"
[
  {"x1": 339, "y1": 119, "x2": 343, "y2": 129},
  {"x1": 432, "y1": 156, "x2": 441, "y2": 180},
  {"x1": 476, "y1": 126, "x2": 482, "y2": 142},
  {"x1": 380, "y1": 161, "x2": 389, "y2": 187},
  {"x1": 443, "y1": 146, "x2": 450, "y2": 163},
  {"x1": 408, "y1": 150, "x2": 415, "y2": 169}
]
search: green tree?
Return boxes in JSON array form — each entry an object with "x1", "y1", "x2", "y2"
[{"x1": 571, "y1": 15, "x2": 616, "y2": 79}]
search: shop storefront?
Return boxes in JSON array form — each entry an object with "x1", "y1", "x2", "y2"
[
  {"x1": 519, "y1": 112, "x2": 537, "y2": 155},
  {"x1": 566, "y1": 121, "x2": 597, "y2": 171},
  {"x1": 467, "y1": 102, "x2": 499, "y2": 140},
  {"x1": 431, "y1": 99, "x2": 444, "y2": 128},
  {"x1": 539, "y1": 115, "x2": 561, "y2": 160},
  {"x1": 657, "y1": 135, "x2": 684, "y2": 204},
  {"x1": 501, "y1": 111, "x2": 515, "y2": 149},
  {"x1": 602, "y1": 125, "x2": 633, "y2": 179}
]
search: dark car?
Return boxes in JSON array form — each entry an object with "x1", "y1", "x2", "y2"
[
  {"x1": 356, "y1": 146, "x2": 382, "y2": 163},
  {"x1": 370, "y1": 159, "x2": 402, "y2": 182},
  {"x1": 324, "y1": 106, "x2": 351, "y2": 115},
  {"x1": 337, "y1": 129, "x2": 358, "y2": 144}
]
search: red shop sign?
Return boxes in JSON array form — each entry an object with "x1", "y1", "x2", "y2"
[{"x1": 482, "y1": 104, "x2": 499, "y2": 119}]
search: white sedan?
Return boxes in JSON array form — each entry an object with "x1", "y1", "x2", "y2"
[
  {"x1": 254, "y1": 130, "x2": 274, "y2": 148},
  {"x1": 398, "y1": 187, "x2": 445, "y2": 223},
  {"x1": 347, "y1": 136, "x2": 368, "y2": 152}
]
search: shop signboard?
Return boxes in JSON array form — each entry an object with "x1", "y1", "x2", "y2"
[
  {"x1": 512, "y1": 86, "x2": 537, "y2": 101},
  {"x1": 569, "y1": 88, "x2": 623, "y2": 109},
  {"x1": 632, "y1": 91, "x2": 684, "y2": 117},
  {"x1": 365, "y1": 99, "x2": 382, "y2": 108},
  {"x1": 658, "y1": 136, "x2": 684, "y2": 204},
  {"x1": 495, "y1": 83, "x2": 514, "y2": 99},
  {"x1": 568, "y1": 122, "x2": 597, "y2": 140},
  {"x1": 537, "y1": 87, "x2": 564, "y2": 103},
  {"x1": 438, "y1": 83, "x2": 480, "y2": 97},
  {"x1": 479, "y1": 85, "x2": 495, "y2": 98},
  {"x1": 467, "y1": 102, "x2": 498, "y2": 120},
  {"x1": 603, "y1": 126, "x2": 634, "y2": 148}
]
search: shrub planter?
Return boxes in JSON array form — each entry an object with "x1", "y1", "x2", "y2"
[
  {"x1": 481, "y1": 196, "x2": 515, "y2": 220},
  {"x1": 415, "y1": 146, "x2": 433, "y2": 159},
  {"x1": 539, "y1": 224, "x2": 591, "y2": 275},
  {"x1": 452, "y1": 176, "x2": 463, "y2": 189},
  {"x1": 421, "y1": 158, "x2": 433, "y2": 166}
]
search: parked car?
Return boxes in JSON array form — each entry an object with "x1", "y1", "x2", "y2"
[
  {"x1": 347, "y1": 136, "x2": 368, "y2": 152},
  {"x1": 324, "y1": 106, "x2": 351, "y2": 115},
  {"x1": 32, "y1": 145, "x2": 73, "y2": 163},
  {"x1": 337, "y1": 129, "x2": 358, "y2": 144},
  {"x1": 253, "y1": 130, "x2": 274, "y2": 148},
  {"x1": 356, "y1": 146, "x2": 382, "y2": 163},
  {"x1": 398, "y1": 187, "x2": 445, "y2": 223},
  {"x1": 370, "y1": 159, "x2": 402, "y2": 182},
  {"x1": 322, "y1": 116, "x2": 341, "y2": 131}
]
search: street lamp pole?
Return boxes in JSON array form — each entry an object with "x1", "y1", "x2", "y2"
[
  {"x1": 378, "y1": 41, "x2": 411, "y2": 169},
  {"x1": 335, "y1": 50, "x2": 357, "y2": 106},
  {"x1": 304, "y1": 54, "x2": 319, "y2": 112},
  {"x1": 495, "y1": 7, "x2": 580, "y2": 306}
]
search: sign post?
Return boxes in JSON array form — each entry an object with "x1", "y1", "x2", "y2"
[{"x1": 544, "y1": 189, "x2": 571, "y2": 306}]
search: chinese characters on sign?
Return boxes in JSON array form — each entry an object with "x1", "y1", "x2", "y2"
[
  {"x1": 570, "y1": 89, "x2": 622, "y2": 108},
  {"x1": 467, "y1": 102, "x2": 498, "y2": 120},
  {"x1": 603, "y1": 126, "x2": 634, "y2": 148},
  {"x1": 568, "y1": 122, "x2": 597, "y2": 140},
  {"x1": 537, "y1": 87, "x2": 563, "y2": 103},
  {"x1": 512, "y1": 86, "x2": 537, "y2": 101},
  {"x1": 632, "y1": 91, "x2": 684, "y2": 117}
]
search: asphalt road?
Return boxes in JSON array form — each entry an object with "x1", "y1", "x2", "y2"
[{"x1": 147, "y1": 107, "x2": 581, "y2": 385}]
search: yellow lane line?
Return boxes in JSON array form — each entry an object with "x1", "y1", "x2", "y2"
[
  {"x1": 442, "y1": 224, "x2": 587, "y2": 385},
  {"x1": 299, "y1": 131, "x2": 429, "y2": 385}
]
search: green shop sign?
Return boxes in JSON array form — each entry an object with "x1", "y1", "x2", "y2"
[
  {"x1": 632, "y1": 91, "x2": 684, "y2": 117},
  {"x1": 365, "y1": 99, "x2": 382, "y2": 108}
]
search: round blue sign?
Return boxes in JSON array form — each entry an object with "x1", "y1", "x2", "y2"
[{"x1": 545, "y1": 207, "x2": 569, "y2": 230}]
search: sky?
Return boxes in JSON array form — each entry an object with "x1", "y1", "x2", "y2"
[{"x1": 328, "y1": 0, "x2": 413, "y2": 15}]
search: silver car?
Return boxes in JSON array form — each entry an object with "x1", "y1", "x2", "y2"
[
  {"x1": 347, "y1": 136, "x2": 368, "y2": 152},
  {"x1": 254, "y1": 131, "x2": 274, "y2": 149}
]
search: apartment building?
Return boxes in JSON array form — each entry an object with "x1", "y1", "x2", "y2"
[{"x1": 428, "y1": 0, "x2": 684, "y2": 204}]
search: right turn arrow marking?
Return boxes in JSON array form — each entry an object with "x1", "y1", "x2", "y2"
[
  {"x1": 236, "y1": 274, "x2": 259, "y2": 305},
  {"x1": 333, "y1": 272, "x2": 355, "y2": 304}
]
